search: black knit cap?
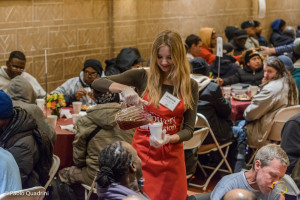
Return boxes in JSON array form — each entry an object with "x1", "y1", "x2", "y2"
[
  {"x1": 82, "y1": 59, "x2": 103, "y2": 75},
  {"x1": 234, "y1": 29, "x2": 248, "y2": 40},
  {"x1": 190, "y1": 57, "x2": 209, "y2": 75},
  {"x1": 244, "y1": 50, "x2": 262, "y2": 65}
]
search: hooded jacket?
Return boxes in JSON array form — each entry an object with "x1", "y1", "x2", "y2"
[
  {"x1": 0, "y1": 107, "x2": 40, "y2": 188},
  {"x1": 51, "y1": 71, "x2": 95, "y2": 106},
  {"x1": 73, "y1": 103, "x2": 134, "y2": 185},
  {"x1": 244, "y1": 77, "x2": 297, "y2": 147},
  {"x1": 191, "y1": 75, "x2": 233, "y2": 142},
  {"x1": 198, "y1": 28, "x2": 216, "y2": 65},
  {"x1": 210, "y1": 55, "x2": 241, "y2": 78},
  {"x1": 270, "y1": 19, "x2": 294, "y2": 47},
  {"x1": 6, "y1": 76, "x2": 56, "y2": 144},
  {"x1": 222, "y1": 63, "x2": 264, "y2": 86}
]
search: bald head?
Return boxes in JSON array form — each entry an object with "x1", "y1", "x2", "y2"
[{"x1": 223, "y1": 189, "x2": 256, "y2": 200}]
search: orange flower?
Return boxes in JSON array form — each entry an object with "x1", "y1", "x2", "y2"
[{"x1": 51, "y1": 102, "x2": 57, "y2": 109}]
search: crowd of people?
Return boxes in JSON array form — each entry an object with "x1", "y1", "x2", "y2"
[{"x1": 0, "y1": 18, "x2": 300, "y2": 200}]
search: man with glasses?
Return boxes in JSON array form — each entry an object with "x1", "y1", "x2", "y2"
[
  {"x1": 0, "y1": 51, "x2": 46, "y2": 98},
  {"x1": 51, "y1": 59, "x2": 103, "y2": 106}
]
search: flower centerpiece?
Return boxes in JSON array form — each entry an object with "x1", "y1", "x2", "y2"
[{"x1": 46, "y1": 93, "x2": 66, "y2": 118}]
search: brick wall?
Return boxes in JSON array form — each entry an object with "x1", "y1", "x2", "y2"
[{"x1": 0, "y1": 0, "x2": 299, "y2": 92}]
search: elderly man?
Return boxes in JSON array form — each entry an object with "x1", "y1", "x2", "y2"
[
  {"x1": 0, "y1": 51, "x2": 46, "y2": 98},
  {"x1": 218, "y1": 49, "x2": 264, "y2": 86},
  {"x1": 51, "y1": 59, "x2": 103, "y2": 106},
  {"x1": 96, "y1": 141, "x2": 149, "y2": 200},
  {"x1": 185, "y1": 34, "x2": 202, "y2": 61},
  {"x1": 211, "y1": 144, "x2": 289, "y2": 200}
]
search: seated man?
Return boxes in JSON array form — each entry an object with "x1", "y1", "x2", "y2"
[
  {"x1": 0, "y1": 90, "x2": 52, "y2": 188},
  {"x1": 105, "y1": 47, "x2": 145, "y2": 76},
  {"x1": 253, "y1": 20, "x2": 269, "y2": 47},
  {"x1": 218, "y1": 50, "x2": 264, "y2": 86},
  {"x1": 270, "y1": 19, "x2": 294, "y2": 47},
  {"x1": 281, "y1": 113, "x2": 300, "y2": 174},
  {"x1": 51, "y1": 59, "x2": 104, "y2": 106},
  {"x1": 96, "y1": 141, "x2": 149, "y2": 200},
  {"x1": 211, "y1": 144, "x2": 289, "y2": 200},
  {"x1": 198, "y1": 27, "x2": 217, "y2": 65},
  {"x1": 230, "y1": 29, "x2": 248, "y2": 56},
  {"x1": 0, "y1": 147, "x2": 22, "y2": 194},
  {"x1": 6, "y1": 76, "x2": 56, "y2": 144},
  {"x1": 223, "y1": 188, "x2": 256, "y2": 200},
  {"x1": 278, "y1": 55, "x2": 300, "y2": 104},
  {"x1": 58, "y1": 90, "x2": 134, "y2": 186},
  {"x1": 241, "y1": 20, "x2": 260, "y2": 49},
  {"x1": 185, "y1": 34, "x2": 202, "y2": 61},
  {"x1": 0, "y1": 51, "x2": 45, "y2": 98}
]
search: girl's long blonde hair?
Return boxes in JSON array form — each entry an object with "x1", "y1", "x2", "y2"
[{"x1": 143, "y1": 30, "x2": 194, "y2": 109}]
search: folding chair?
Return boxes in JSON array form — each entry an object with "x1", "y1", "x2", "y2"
[
  {"x1": 183, "y1": 127, "x2": 210, "y2": 179},
  {"x1": 188, "y1": 113, "x2": 233, "y2": 191},
  {"x1": 82, "y1": 175, "x2": 97, "y2": 200},
  {"x1": 44, "y1": 154, "x2": 60, "y2": 190},
  {"x1": 247, "y1": 105, "x2": 300, "y2": 166},
  {"x1": 0, "y1": 186, "x2": 46, "y2": 200}
]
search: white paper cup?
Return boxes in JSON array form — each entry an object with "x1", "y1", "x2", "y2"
[
  {"x1": 72, "y1": 101, "x2": 82, "y2": 114},
  {"x1": 149, "y1": 123, "x2": 163, "y2": 142},
  {"x1": 47, "y1": 115, "x2": 57, "y2": 128},
  {"x1": 249, "y1": 86, "x2": 258, "y2": 97},
  {"x1": 72, "y1": 114, "x2": 81, "y2": 126},
  {"x1": 223, "y1": 87, "x2": 231, "y2": 98},
  {"x1": 36, "y1": 99, "x2": 45, "y2": 111}
]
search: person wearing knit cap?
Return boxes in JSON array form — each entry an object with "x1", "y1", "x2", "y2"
[
  {"x1": 0, "y1": 90, "x2": 51, "y2": 189},
  {"x1": 0, "y1": 51, "x2": 46, "y2": 98},
  {"x1": 241, "y1": 20, "x2": 259, "y2": 49},
  {"x1": 270, "y1": 19, "x2": 294, "y2": 47},
  {"x1": 51, "y1": 58, "x2": 103, "y2": 106},
  {"x1": 279, "y1": 55, "x2": 300, "y2": 104},
  {"x1": 217, "y1": 49, "x2": 264, "y2": 86},
  {"x1": 225, "y1": 26, "x2": 239, "y2": 42},
  {"x1": 230, "y1": 29, "x2": 248, "y2": 56}
]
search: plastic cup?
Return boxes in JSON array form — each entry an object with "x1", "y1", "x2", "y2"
[
  {"x1": 72, "y1": 101, "x2": 82, "y2": 114},
  {"x1": 72, "y1": 114, "x2": 81, "y2": 126},
  {"x1": 149, "y1": 123, "x2": 163, "y2": 142},
  {"x1": 249, "y1": 86, "x2": 259, "y2": 97},
  {"x1": 47, "y1": 115, "x2": 57, "y2": 128},
  {"x1": 223, "y1": 87, "x2": 231, "y2": 98},
  {"x1": 36, "y1": 99, "x2": 45, "y2": 111}
]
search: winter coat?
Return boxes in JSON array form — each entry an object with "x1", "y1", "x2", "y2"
[
  {"x1": 73, "y1": 103, "x2": 134, "y2": 185},
  {"x1": 0, "y1": 107, "x2": 40, "y2": 189},
  {"x1": 222, "y1": 63, "x2": 264, "y2": 86},
  {"x1": 270, "y1": 31, "x2": 294, "y2": 47},
  {"x1": 51, "y1": 71, "x2": 95, "y2": 106},
  {"x1": 191, "y1": 75, "x2": 233, "y2": 142},
  {"x1": 6, "y1": 76, "x2": 56, "y2": 144},
  {"x1": 198, "y1": 28, "x2": 216, "y2": 65},
  {"x1": 244, "y1": 77, "x2": 296, "y2": 147},
  {"x1": 292, "y1": 68, "x2": 300, "y2": 104},
  {"x1": 0, "y1": 66, "x2": 45, "y2": 98},
  {"x1": 210, "y1": 55, "x2": 241, "y2": 79}
]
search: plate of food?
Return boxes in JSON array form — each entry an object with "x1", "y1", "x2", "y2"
[
  {"x1": 81, "y1": 104, "x2": 90, "y2": 111},
  {"x1": 232, "y1": 95, "x2": 251, "y2": 101}
]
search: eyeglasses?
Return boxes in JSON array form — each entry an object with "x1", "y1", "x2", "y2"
[
  {"x1": 11, "y1": 65, "x2": 25, "y2": 71},
  {"x1": 84, "y1": 71, "x2": 98, "y2": 77}
]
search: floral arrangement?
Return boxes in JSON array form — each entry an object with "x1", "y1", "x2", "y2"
[{"x1": 46, "y1": 93, "x2": 66, "y2": 118}]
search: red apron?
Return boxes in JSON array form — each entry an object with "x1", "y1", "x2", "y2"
[{"x1": 132, "y1": 92, "x2": 187, "y2": 200}]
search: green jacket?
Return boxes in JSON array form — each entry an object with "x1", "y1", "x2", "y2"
[{"x1": 73, "y1": 103, "x2": 134, "y2": 185}]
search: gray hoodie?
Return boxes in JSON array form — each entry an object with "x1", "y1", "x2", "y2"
[{"x1": 6, "y1": 76, "x2": 56, "y2": 144}]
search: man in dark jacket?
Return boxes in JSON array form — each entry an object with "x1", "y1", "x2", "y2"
[
  {"x1": 210, "y1": 43, "x2": 241, "y2": 79},
  {"x1": 218, "y1": 50, "x2": 264, "y2": 86},
  {"x1": 270, "y1": 19, "x2": 294, "y2": 47},
  {"x1": 0, "y1": 90, "x2": 52, "y2": 189}
]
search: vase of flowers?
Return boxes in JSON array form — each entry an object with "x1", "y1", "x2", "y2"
[{"x1": 46, "y1": 93, "x2": 66, "y2": 119}]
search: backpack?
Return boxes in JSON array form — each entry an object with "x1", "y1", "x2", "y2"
[{"x1": 45, "y1": 177, "x2": 77, "y2": 200}]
